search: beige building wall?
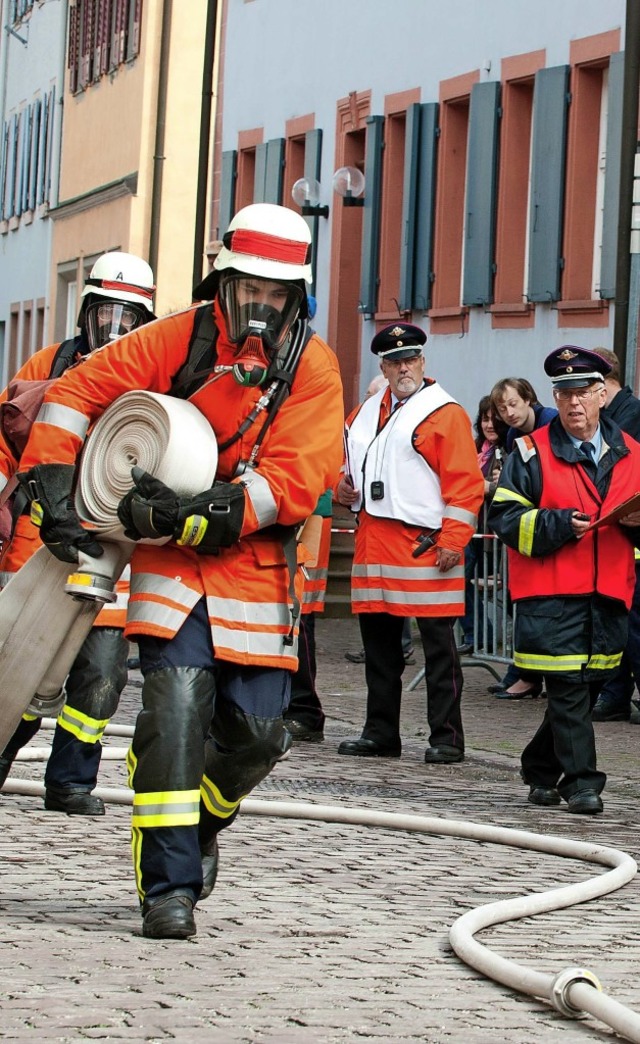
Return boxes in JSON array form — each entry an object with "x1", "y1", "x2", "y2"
[{"x1": 49, "y1": 1, "x2": 210, "y2": 339}]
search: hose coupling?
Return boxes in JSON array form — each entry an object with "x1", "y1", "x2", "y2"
[
  {"x1": 26, "y1": 689, "x2": 66, "y2": 719},
  {"x1": 65, "y1": 569, "x2": 117, "y2": 603},
  {"x1": 550, "y1": 966, "x2": 602, "y2": 1018}
]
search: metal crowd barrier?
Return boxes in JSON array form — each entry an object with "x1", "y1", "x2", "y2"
[{"x1": 407, "y1": 531, "x2": 513, "y2": 691}]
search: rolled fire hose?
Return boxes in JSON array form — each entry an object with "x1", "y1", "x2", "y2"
[
  {"x1": 0, "y1": 391, "x2": 218, "y2": 752},
  {"x1": 4, "y1": 758, "x2": 640, "y2": 1043}
]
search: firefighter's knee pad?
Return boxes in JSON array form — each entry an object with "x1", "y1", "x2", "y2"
[
  {"x1": 203, "y1": 698, "x2": 292, "y2": 806},
  {"x1": 64, "y1": 627, "x2": 129, "y2": 720},
  {"x1": 129, "y1": 666, "x2": 215, "y2": 794}
]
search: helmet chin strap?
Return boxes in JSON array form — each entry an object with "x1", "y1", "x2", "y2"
[{"x1": 231, "y1": 333, "x2": 272, "y2": 387}]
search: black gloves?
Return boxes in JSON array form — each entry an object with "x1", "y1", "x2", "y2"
[
  {"x1": 117, "y1": 467, "x2": 245, "y2": 552},
  {"x1": 117, "y1": 467, "x2": 181, "y2": 540},
  {"x1": 17, "y1": 463, "x2": 104, "y2": 564}
]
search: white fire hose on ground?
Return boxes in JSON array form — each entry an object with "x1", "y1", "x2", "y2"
[
  {"x1": 3, "y1": 394, "x2": 640, "y2": 1039},
  {"x1": 6, "y1": 720, "x2": 640, "y2": 1042},
  {"x1": 0, "y1": 391, "x2": 218, "y2": 752}
]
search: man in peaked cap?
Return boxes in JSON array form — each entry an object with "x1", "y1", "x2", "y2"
[
  {"x1": 336, "y1": 323, "x2": 484, "y2": 764},
  {"x1": 489, "y1": 345, "x2": 640, "y2": 815}
]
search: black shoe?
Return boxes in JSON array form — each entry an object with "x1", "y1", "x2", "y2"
[
  {"x1": 403, "y1": 646, "x2": 416, "y2": 665},
  {"x1": 338, "y1": 737, "x2": 401, "y2": 758},
  {"x1": 495, "y1": 681, "x2": 543, "y2": 700},
  {"x1": 424, "y1": 745, "x2": 464, "y2": 764},
  {"x1": 528, "y1": 785, "x2": 561, "y2": 807},
  {"x1": 284, "y1": 719, "x2": 325, "y2": 742},
  {"x1": 0, "y1": 755, "x2": 14, "y2": 790},
  {"x1": 44, "y1": 789, "x2": 105, "y2": 816},
  {"x1": 344, "y1": 650, "x2": 366, "y2": 664},
  {"x1": 591, "y1": 700, "x2": 630, "y2": 722},
  {"x1": 487, "y1": 682, "x2": 507, "y2": 694},
  {"x1": 457, "y1": 643, "x2": 474, "y2": 656},
  {"x1": 567, "y1": 790, "x2": 603, "y2": 815},
  {"x1": 142, "y1": 894, "x2": 196, "y2": 939},
  {"x1": 199, "y1": 837, "x2": 219, "y2": 901}
]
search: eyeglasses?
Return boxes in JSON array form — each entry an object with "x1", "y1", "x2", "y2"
[
  {"x1": 96, "y1": 303, "x2": 139, "y2": 329},
  {"x1": 553, "y1": 387, "x2": 602, "y2": 403}
]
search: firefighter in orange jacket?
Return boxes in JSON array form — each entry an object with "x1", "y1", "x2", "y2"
[
  {"x1": 17, "y1": 203, "x2": 344, "y2": 940},
  {"x1": 337, "y1": 324, "x2": 484, "y2": 763},
  {"x1": 284, "y1": 487, "x2": 333, "y2": 741},
  {"x1": 0, "y1": 252, "x2": 156, "y2": 812}
]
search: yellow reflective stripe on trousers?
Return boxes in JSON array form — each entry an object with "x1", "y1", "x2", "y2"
[
  {"x1": 56, "y1": 704, "x2": 109, "y2": 744},
  {"x1": 200, "y1": 774, "x2": 244, "y2": 820},
  {"x1": 517, "y1": 509, "x2": 539, "y2": 557},
  {"x1": 131, "y1": 789, "x2": 201, "y2": 828}
]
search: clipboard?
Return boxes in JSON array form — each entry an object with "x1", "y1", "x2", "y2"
[{"x1": 586, "y1": 491, "x2": 640, "y2": 531}]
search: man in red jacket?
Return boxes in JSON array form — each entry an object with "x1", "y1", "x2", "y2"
[{"x1": 489, "y1": 346, "x2": 640, "y2": 815}]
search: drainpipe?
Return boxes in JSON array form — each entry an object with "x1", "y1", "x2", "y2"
[
  {"x1": 192, "y1": 0, "x2": 219, "y2": 292},
  {"x1": 148, "y1": 0, "x2": 173, "y2": 278},
  {"x1": 613, "y1": 0, "x2": 640, "y2": 375}
]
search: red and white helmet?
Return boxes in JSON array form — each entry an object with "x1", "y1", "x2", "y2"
[
  {"x1": 214, "y1": 203, "x2": 313, "y2": 284},
  {"x1": 81, "y1": 251, "x2": 156, "y2": 313}
]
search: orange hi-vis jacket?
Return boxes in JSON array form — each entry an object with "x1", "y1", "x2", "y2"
[
  {"x1": 300, "y1": 489, "x2": 333, "y2": 615},
  {"x1": 0, "y1": 342, "x2": 127, "y2": 628},
  {"x1": 19, "y1": 302, "x2": 344, "y2": 669},
  {"x1": 344, "y1": 381, "x2": 484, "y2": 617}
]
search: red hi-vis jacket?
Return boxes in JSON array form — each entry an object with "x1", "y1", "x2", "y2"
[
  {"x1": 19, "y1": 303, "x2": 344, "y2": 669},
  {"x1": 0, "y1": 342, "x2": 127, "y2": 627},
  {"x1": 506, "y1": 425, "x2": 640, "y2": 608},
  {"x1": 344, "y1": 382, "x2": 484, "y2": 617}
]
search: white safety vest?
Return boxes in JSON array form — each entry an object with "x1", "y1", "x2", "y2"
[{"x1": 346, "y1": 382, "x2": 455, "y2": 527}]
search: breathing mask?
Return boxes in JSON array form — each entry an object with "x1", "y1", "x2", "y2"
[
  {"x1": 219, "y1": 273, "x2": 305, "y2": 386},
  {"x1": 84, "y1": 298, "x2": 150, "y2": 352}
]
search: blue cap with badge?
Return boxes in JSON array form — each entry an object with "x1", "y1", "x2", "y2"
[
  {"x1": 371, "y1": 323, "x2": 427, "y2": 360},
  {"x1": 543, "y1": 345, "x2": 612, "y2": 389}
]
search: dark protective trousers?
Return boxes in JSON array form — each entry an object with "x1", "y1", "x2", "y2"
[
  {"x1": 0, "y1": 627, "x2": 128, "y2": 792},
  {"x1": 132, "y1": 597, "x2": 292, "y2": 905},
  {"x1": 521, "y1": 676, "x2": 606, "y2": 798},
  {"x1": 358, "y1": 612, "x2": 464, "y2": 751},
  {"x1": 45, "y1": 627, "x2": 129, "y2": 792},
  {"x1": 284, "y1": 612, "x2": 325, "y2": 729}
]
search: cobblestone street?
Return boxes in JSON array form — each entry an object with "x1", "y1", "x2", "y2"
[{"x1": 2, "y1": 615, "x2": 640, "y2": 1042}]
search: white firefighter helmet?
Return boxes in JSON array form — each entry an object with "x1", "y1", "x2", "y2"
[
  {"x1": 80, "y1": 252, "x2": 156, "y2": 352},
  {"x1": 81, "y1": 251, "x2": 156, "y2": 313},
  {"x1": 214, "y1": 203, "x2": 313, "y2": 285}
]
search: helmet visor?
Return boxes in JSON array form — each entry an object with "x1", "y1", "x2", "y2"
[
  {"x1": 85, "y1": 300, "x2": 149, "y2": 351},
  {"x1": 219, "y1": 273, "x2": 304, "y2": 351}
]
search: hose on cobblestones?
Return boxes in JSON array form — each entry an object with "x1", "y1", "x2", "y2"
[{"x1": 4, "y1": 770, "x2": 640, "y2": 1042}]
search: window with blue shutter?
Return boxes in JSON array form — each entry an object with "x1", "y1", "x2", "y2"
[
  {"x1": 462, "y1": 81, "x2": 501, "y2": 307},
  {"x1": 527, "y1": 65, "x2": 570, "y2": 303},
  {"x1": 359, "y1": 115, "x2": 384, "y2": 315},
  {"x1": 599, "y1": 52, "x2": 624, "y2": 300}
]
